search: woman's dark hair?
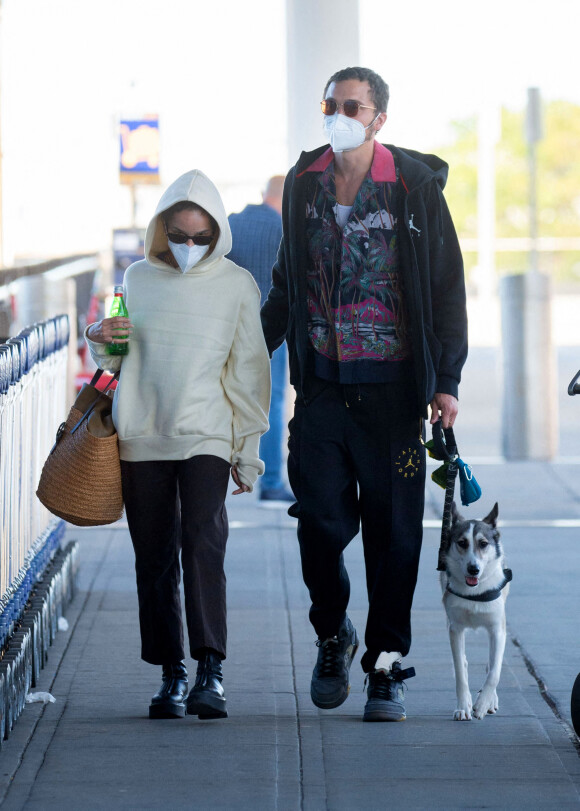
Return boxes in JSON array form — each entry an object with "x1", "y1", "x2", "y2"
[
  {"x1": 323, "y1": 66, "x2": 389, "y2": 113},
  {"x1": 162, "y1": 201, "x2": 219, "y2": 235},
  {"x1": 162, "y1": 200, "x2": 219, "y2": 256}
]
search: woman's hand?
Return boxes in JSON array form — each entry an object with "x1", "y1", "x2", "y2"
[
  {"x1": 87, "y1": 317, "x2": 133, "y2": 345},
  {"x1": 231, "y1": 465, "x2": 250, "y2": 495}
]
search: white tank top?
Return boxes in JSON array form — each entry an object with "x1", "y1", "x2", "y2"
[{"x1": 335, "y1": 203, "x2": 353, "y2": 229}]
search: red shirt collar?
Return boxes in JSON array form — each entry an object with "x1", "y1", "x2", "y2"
[{"x1": 299, "y1": 141, "x2": 396, "y2": 182}]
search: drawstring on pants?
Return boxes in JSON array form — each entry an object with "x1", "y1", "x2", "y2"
[{"x1": 343, "y1": 384, "x2": 362, "y2": 408}]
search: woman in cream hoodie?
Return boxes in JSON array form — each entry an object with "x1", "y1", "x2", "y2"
[{"x1": 86, "y1": 170, "x2": 270, "y2": 720}]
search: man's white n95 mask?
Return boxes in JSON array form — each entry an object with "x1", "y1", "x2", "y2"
[{"x1": 322, "y1": 112, "x2": 379, "y2": 153}]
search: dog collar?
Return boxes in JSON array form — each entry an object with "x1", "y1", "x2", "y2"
[{"x1": 445, "y1": 568, "x2": 513, "y2": 602}]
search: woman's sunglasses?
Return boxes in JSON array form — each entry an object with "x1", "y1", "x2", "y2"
[
  {"x1": 320, "y1": 99, "x2": 377, "y2": 118},
  {"x1": 166, "y1": 232, "x2": 214, "y2": 246}
]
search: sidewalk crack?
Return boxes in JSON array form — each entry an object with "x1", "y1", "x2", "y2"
[{"x1": 510, "y1": 630, "x2": 580, "y2": 757}]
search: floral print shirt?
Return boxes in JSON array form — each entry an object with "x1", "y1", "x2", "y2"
[{"x1": 303, "y1": 143, "x2": 412, "y2": 383}]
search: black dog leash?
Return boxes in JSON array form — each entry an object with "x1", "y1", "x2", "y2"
[{"x1": 431, "y1": 420, "x2": 459, "y2": 572}]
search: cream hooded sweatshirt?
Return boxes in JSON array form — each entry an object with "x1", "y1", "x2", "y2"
[{"x1": 85, "y1": 169, "x2": 271, "y2": 490}]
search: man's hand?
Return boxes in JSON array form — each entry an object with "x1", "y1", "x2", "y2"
[
  {"x1": 429, "y1": 393, "x2": 458, "y2": 429},
  {"x1": 87, "y1": 317, "x2": 133, "y2": 345},
  {"x1": 231, "y1": 465, "x2": 250, "y2": 495}
]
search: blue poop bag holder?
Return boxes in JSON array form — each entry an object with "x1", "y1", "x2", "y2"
[
  {"x1": 425, "y1": 420, "x2": 482, "y2": 571},
  {"x1": 456, "y1": 458, "x2": 481, "y2": 506}
]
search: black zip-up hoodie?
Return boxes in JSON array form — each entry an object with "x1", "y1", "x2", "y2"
[{"x1": 260, "y1": 143, "x2": 468, "y2": 415}]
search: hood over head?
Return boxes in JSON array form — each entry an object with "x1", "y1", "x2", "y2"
[{"x1": 145, "y1": 169, "x2": 232, "y2": 271}]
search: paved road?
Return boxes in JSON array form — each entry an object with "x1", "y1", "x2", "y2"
[{"x1": 1, "y1": 345, "x2": 580, "y2": 809}]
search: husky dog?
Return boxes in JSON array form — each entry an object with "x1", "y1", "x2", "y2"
[{"x1": 440, "y1": 502, "x2": 512, "y2": 721}]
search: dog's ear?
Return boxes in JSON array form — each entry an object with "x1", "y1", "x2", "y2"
[
  {"x1": 482, "y1": 502, "x2": 499, "y2": 527},
  {"x1": 451, "y1": 501, "x2": 463, "y2": 526}
]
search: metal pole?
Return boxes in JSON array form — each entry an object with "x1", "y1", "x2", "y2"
[
  {"x1": 476, "y1": 101, "x2": 499, "y2": 299},
  {"x1": 528, "y1": 139, "x2": 538, "y2": 274},
  {"x1": 526, "y1": 87, "x2": 542, "y2": 275},
  {"x1": 500, "y1": 87, "x2": 556, "y2": 460},
  {"x1": 500, "y1": 272, "x2": 557, "y2": 459}
]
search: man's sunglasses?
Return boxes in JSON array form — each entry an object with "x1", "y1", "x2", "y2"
[
  {"x1": 166, "y1": 232, "x2": 214, "y2": 246},
  {"x1": 320, "y1": 99, "x2": 377, "y2": 118}
]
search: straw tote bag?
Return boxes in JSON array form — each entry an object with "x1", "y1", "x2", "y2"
[{"x1": 37, "y1": 369, "x2": 124, "y2": 526}]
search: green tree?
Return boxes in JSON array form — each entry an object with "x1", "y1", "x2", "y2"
[{"x1": 436, "y1": 101, "x2": 580, "y2": 284}]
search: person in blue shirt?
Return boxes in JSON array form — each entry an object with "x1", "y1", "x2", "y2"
[{"x1": 228, "y1": 176, "x2": 294, "y2": 502}]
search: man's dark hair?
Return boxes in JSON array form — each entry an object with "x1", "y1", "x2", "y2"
[{"x1": 323, "y1": 67, "x2": 389, "y2": 113}]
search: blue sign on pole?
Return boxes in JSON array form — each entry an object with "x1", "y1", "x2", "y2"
[{"x1": 119, "y1": 117, "x2": 160, "y2": 184}]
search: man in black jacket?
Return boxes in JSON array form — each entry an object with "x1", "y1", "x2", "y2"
[{"x1": 261, "y1": 66, "x2": 467, "y2": 722}]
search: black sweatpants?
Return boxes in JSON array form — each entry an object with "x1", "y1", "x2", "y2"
[
  {"x1": 287, "y1": 380, "x2": 425, "y2": 673},
  {"x1": 120, "y1": 455, "x2": 230, "y2": 666}
]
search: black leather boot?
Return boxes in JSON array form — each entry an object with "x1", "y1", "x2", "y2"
[
  {"x1": 149, "y1": 661, "x2": 188, "y2": 719},
  {"x1": 186, "y1": 650, "x2": 227, "y2": 719}
]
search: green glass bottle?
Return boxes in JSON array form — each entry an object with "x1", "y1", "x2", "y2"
[{"x1": 106, "y1": 285, "x2": 129, "y2": 356}]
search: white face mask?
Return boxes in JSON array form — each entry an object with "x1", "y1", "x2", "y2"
[
  {"x1": 322, "y1": 112, "x2": 378, "y2": 153},
  {"x1": 168, "y1": 240, "x2": 209, "y2": 273}
]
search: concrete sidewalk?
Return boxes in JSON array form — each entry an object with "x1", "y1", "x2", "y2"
[
  {"x1": 0, "y1": 458, "x2": 580, "y2": 809},
  {"x1": 2, "y1": 341, "x2": 580, "y2": 809}
]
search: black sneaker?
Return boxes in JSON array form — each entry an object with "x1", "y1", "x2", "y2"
[
  {"x1": 310, "y1": 616, "x2": 359, "y2": 709},
  {"x1": 363, "y1": 662, "x2": 415, "y2": 722}
]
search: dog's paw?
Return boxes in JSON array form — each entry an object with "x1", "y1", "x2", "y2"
[
  {"x1": 453, "y1": 708, "x2": 472, "y2": 721},
  {"x1": 486, "y1": 690, "x2": 499, "y2": 714},
  {"x1": 473, "y1": 690, "x2": 497, "y2": 719}
]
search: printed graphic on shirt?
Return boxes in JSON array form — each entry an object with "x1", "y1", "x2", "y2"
[
  {"x1": 305, "y1": 166, "x2": 411, "y2": 363},
  {"x1": 345, "y1": 208, "x2": 396, "y2": 235}
]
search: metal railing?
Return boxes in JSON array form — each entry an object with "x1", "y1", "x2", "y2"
[{"x1": 0, "y1": 315, "x2": 69, "y2": 648}]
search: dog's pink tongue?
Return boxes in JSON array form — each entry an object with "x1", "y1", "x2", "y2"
[{"x1": 465, "y1": 576, "x2": 479, "y2": 587}]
